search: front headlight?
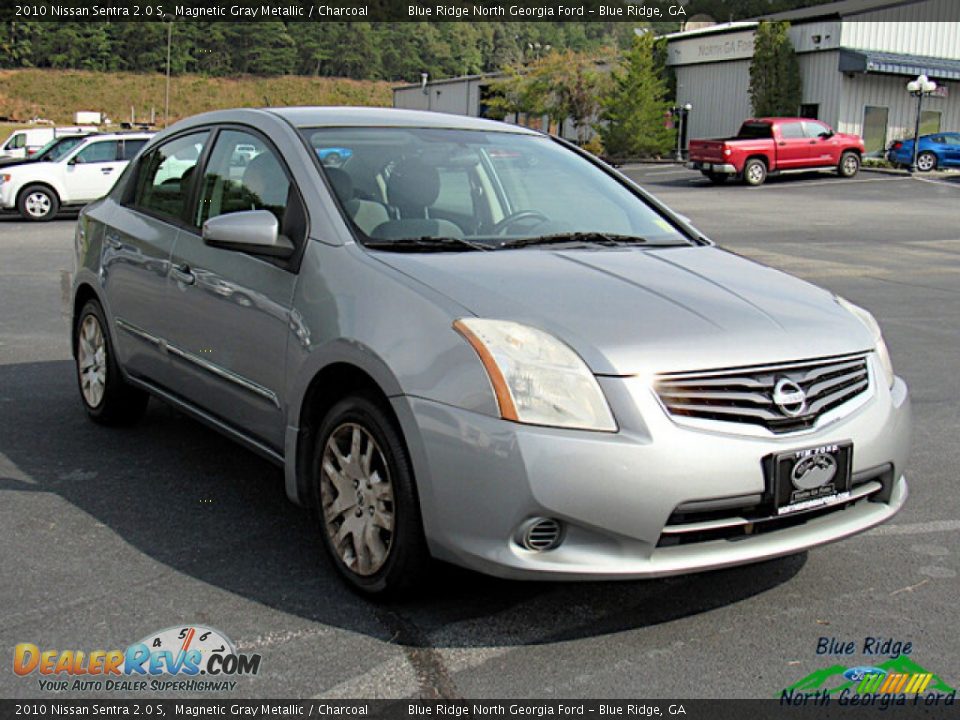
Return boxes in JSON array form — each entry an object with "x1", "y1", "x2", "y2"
[
  {"x1": 454, "y1": 318, "x2": 617, "y2": 432},
  {"x1": 836, "y1": 296, "x2": 895, "y2": 388},
  {"x1": 0, "y1": 174, "x2": 9, "y2": 185}
]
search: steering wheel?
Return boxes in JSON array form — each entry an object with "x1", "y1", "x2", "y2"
[{"x1": 491, "y1": 210, "x2": 550, "y2": 236}]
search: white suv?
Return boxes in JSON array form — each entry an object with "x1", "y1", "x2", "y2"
[{"x1": 0, "y1": 132, "x2": 153, "y2": 221}]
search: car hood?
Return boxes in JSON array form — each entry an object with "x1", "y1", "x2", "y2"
[{"x1": 375, "y1": 246, "x2": 875, "y2": 375}]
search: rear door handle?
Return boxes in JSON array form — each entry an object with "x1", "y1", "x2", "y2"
[{"x1": 171, "y1": 263, "x2": 196, "y2": 286}]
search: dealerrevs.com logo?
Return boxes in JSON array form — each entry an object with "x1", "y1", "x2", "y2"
[{"x1": 14, "y1": 625, "x2": 261, "y2": 693}]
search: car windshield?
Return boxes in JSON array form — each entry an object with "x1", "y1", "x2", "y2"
[
  {"x1": 37, "y1": 136, "x2": 87, "y2": 162},
  {"x1": 299, "y1": 127, "x2": 691, "y2": 251}
]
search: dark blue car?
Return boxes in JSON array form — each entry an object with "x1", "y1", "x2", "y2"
[{"x1": 887, "y1": 132, "x2": 960, "y2": 171}]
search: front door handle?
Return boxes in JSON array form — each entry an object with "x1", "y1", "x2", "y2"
[
  {"x1": 171, "y1": 263, "x2": 196, "y2": 286},
  {"x1": 101, "y1": 167, "x2": 114, "y2": 174}
]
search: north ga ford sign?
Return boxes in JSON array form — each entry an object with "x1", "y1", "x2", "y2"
[{"x1": 668, "y1": 29, "x2": 756, "y2": 66}]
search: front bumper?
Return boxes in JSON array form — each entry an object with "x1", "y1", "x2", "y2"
[
  {"x1": 0, "y1": 183, "x2": 16, "y2": 210},
  {"x1": 397, "y1": 364, "x2": 910, "y2": 580},
  {"x1": 687, "y1": 161, "x2": 737, "y2": 174}
]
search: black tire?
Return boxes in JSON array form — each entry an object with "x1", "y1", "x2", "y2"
[
  {"x1": 18, "y1": 184, "x2": 60, "y2": 222},
  {"x1": 702, "y1": 171, "x2": 729, "y2": 184},
  {"x1": 75, "y1": 299, "x2": 149, "y2": 425},
  {"x1": 838, "y1": 151, "x2": 860, "y2": 178},
  {"x1": 312, "y1": 394, "x2": 430, "y2": 598},
  {"x1": 916, "y1": 151, "x2": 938, "y2": 172},
  {"x1": 742, "y1": 158, "x2": 767, "y2": 186}
]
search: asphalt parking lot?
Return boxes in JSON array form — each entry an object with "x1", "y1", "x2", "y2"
[{"x1": 1, "y1": 166, "x2": 958, "y2": 700}]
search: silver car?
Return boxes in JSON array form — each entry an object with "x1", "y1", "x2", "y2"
[{"x1": 72, "y1": 108, "x2": 911, "y2": 596}]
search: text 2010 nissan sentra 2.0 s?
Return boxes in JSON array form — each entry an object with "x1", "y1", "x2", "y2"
[{"x1": 71, "y1": 108, "x2": 910, "y2": 596}]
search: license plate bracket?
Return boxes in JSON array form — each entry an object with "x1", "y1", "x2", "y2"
[{"x1": 770, "y1": 442, "x2": 853, "y2": 516}]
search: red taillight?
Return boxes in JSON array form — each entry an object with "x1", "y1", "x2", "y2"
[{"x1": 891, "y1": 141, "x2": 903, "y2": 151}]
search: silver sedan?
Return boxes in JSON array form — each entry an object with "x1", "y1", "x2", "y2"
[{"x1": 71, "y1": 108, "x2": 910, "y2": 596}]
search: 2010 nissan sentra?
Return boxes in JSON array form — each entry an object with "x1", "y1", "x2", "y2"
[{"x1": 71, "y1": 108, "x2": 911, "y2": 596}]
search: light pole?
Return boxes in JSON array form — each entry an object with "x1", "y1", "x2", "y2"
[
  {"x1": 906, "y1": 74, "x2": 936, "y2": 173},
  {"x1": 164, "y1": 18, "x2": 173, "y2": 127},
  {"x1": 674, "y1": 103, "x2": 692, "y2": 162}
]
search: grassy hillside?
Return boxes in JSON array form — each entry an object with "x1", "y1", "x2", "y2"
[{"x1": 0, "y1": 69, "x2": 393, "y2": 126}]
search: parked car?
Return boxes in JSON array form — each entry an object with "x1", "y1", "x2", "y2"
[
  {"x1": 0, "y1": 132, "x2": 152, "y2": 220},
  {"x1": 887, "y1": 132, "x2": 960, "y2": 171},
  {"x1": 316, "y1": 146, "x2": 353, "y2": 166},
  {"x1": 0, "y1": 134, "x2": 97, "y2": 169},
  {"x1": 71, "y1": 108, "x2": 910, "y2": 596},
  {"x1": 0, "y1": 126, "x2": 97, "y2": 160},
  {"x1": 688, "y1": 118, "x2": 865, "y2": 186}
]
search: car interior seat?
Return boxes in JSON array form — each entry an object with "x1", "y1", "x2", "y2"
[{"x1": 324, "y1": 167, "x2": 389, "y2": 236}]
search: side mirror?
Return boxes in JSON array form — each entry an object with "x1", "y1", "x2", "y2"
[
  {"x1": 202, "y1": 210, "x2": 294, "y2": 258},
  {"x1": 819, "y1": 131, "x2": 834, "y2": 140}
]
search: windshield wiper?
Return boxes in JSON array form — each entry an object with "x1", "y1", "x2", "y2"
[
  {"x1": 497, "y1": 232, "x2": 652, "y2": 250},
  {"x1": 364, "y1": 236, "x2": 491, "y2": 253}
]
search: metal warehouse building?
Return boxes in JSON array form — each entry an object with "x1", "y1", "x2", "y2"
[{"x1": 669, "y1": 0, "x2": 960, "y2": 155}]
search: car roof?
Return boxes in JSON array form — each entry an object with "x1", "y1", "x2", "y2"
[
  {"x1": 270, "y1": 107, "x2": 540, "y2": 134},
  {"x1": 173, "y1": 106, "x2": 540, "y2": 135},
  {"x1": 80, "y1": 132, "x2": 154, "y2": 140},
  {"x1": 748, "y1": 117, "x2": 818, "y2": 124}
]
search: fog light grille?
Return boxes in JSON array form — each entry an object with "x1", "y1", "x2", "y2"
[{"x1": 519, "y1": 518, "x2": 563, "y2": 552}]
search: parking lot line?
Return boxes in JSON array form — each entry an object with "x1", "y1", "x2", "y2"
[
  {"x1": 731, "y1": 176, "x2": 914, "y2": 189},
  {"x1": 912, "y1": 175, "x2": 960, "y2": 189}
]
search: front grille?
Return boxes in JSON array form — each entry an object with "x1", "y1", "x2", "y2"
[{"x1": 654, "y1": 353, "x2": 870, "y2": 433}]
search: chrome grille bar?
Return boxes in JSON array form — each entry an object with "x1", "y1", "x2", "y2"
[{"x1": 655, "y1": 352, "x2": 870, "y2": 433}]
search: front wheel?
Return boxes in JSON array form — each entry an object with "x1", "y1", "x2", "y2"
[
  {"x1": 838, "y1": 151, "x2": 860, "y2": 178},
  {"x1": 75, "y1": 299, "x2": 149, "y2": 425},
  {"x1": 916, "y1": 151, "x2": 938, "y2": 172},
  {"x1": 18, "y1": 185, "x2": 60, "y2": 221},
  {"x1": 743, "y1": 158, "x2": 767, "y2": 186},
  {"x1": 312, "y1": 394, "x2": 430, "y2": 597}
]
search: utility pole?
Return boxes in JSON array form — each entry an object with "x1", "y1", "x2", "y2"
[{"x1": 164, "y1": 19, "x2": 173, "y2": 127}]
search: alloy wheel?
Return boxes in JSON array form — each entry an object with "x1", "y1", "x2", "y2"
[
  {"x1": 24, "y1": 192, "x2": 52, "y2": 219},
  {"x1": 320, "y1": 423, "x2": 395, "y2": 576},
  {"x1": 843, "y1": 155, "x2": 859, "y2": 175},
  {"x1": 747, "y1": 164, "x2": 764, "y2": 183},
  {"x1": 917, "y1": 153, "x2": 936, "y2": 172},
  {"x1": 78, "y1": 314, "x2": 107, "y2": 408}
]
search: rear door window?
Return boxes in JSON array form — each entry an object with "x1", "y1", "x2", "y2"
[
  {"x1": 120, "y1": 138, "x2": 148, "y2": 160},
  {"x1": 779, "y1": 122, "x2": 805, "y2": 139}
]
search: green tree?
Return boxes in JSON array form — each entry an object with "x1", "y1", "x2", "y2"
[
  {"x1": 598, "y1": 33, "x2": 673, "y2": 158},
  {"x1": 748, "y1": 20, "x2": 802, "y2": 117}
]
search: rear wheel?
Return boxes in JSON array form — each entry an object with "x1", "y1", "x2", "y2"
[
  {"x1": 702, "y1": 171, "x2": 728, "y2": 184},
  {"x1": 75, "y1": 299, "x2": 149, "y2": 425},
  {"x1": 312, "y1": 394, "x2": 430, "y2": 597},
  {"x1": 916, "y1": 151, "x2": 938, "y2": 172},
  {"x1": 838, "y1": 151, "x2": 860, "y2": 178},
  {"x1": 18, "y1": 185, "x2": 59, "y2": 222},
  {"x1": 743, "y1": 158, "x2": 767, "y2": 186}
]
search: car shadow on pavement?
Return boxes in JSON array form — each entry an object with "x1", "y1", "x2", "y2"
[{"x1": 0, "y1": 360, "x2": 806, "y2": 649}]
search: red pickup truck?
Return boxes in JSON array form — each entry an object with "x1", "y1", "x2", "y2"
[{"x1": 687, "y1": 118, "x2": 866, "y2": 186}]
